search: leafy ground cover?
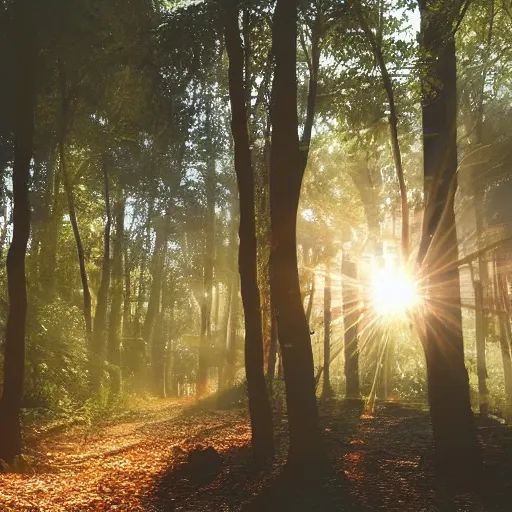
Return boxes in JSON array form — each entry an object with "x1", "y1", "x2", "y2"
[{"x1": 1, "y1": 398, "x2": 512, "y2": 511}]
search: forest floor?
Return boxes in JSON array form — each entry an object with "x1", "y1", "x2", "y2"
[{"x1": 1, "y1": 395, "x2": 512, "y2": 511}]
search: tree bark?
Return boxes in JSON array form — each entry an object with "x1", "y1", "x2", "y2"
[
  {"x1": 107, "y1": 191, "x2": 124, "y2": 395},
  {"x1": 90, "y1": 161, "x2": 112, "y2": 392},
  {"x1": 0, "y1": 0, "x2": 36, "y2": 463},
  {"x1": 196, "y1": 103, "x2": 216, "y2": 399},
  {"x1": 225, "y1": 278, "x2": 240, "y2": 387},
  {"x1": 62, "y1": 145, "x2": 92, "y2": 341},
  {"x1": 493, "y1": 256, "x2": 512, "y2": 422},
  {"x1": 418, "y1": 0, "x2": 481, "y2": 483},
  {"x1": 270, "y1": 0, "x2": 321, "y2": 466},
  {"x1": 342, "y1": 255, "x2": 360, "y2": 399},
  {"x1": 322, "y1": 264, "x2": 333, "y2": 398},
  {"x1": 225, "y1": 0, "x2": 274, "y2": 462},
  {"x1": 354, "y1": 0, "x2": 409, "y2": 259},
  {"x1": 473, "y1": 275, "x2": 489, "y2": 414},
  {"x1": 39, "y1": 146, "x2": 61, "y2": 296},
  {"x1": 123, "y1": 240, "x2": 132, "y2": 337}
]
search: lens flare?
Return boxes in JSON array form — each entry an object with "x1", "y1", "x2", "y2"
[{"x1": 370, "y1": 269, "x2": 420, "y2": 317}]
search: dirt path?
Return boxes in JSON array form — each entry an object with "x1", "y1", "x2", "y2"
[
  {"x1": 2, "y1": 400, "x2": 512, "y2": 511},
  {"x1": 0, "y1": 398, "x2": 250, "y2": 511}
]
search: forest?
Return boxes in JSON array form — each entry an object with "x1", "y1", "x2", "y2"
[{"x1": 1, "y1": 0, "x2": 512, "y2": 510}]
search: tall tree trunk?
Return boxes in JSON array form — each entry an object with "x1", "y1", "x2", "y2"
[
  {"x1": 218, "y1": 278, "x2": 232, "y2": 391},
  {"x1": 493, "y1": 255, "x2": 512, "y2": 422},
  {"x1": 0, "y1": 1, "x2": 36, "y2": 463},
  {"x1": 219, "y1": 193, "x2": 238, "y2": 391},
  {"x1": 151, "y1": 273, "x2": 171, "y2": 397},
  {"x1": 322, "y1": 263, "x2": 333, "y2": 398},
  {"x1": 134, "y1": 201, "x2": 152, "y2": 338},
  {"x1": 342, "y1": 255, "x2": 360, "y2": 399},
  {"x1": 62, "y1": 147, "x2": 92, "y2": 340},
  {"x1": 267, "y1": 304, "x2": 278, "y2": 384},
  {"x1": 107, "y1": 191, "x2": 124, "y2": 395},
  {"x1": 418, "y1": 0, "x2": 481, "y2": 483},
  {"x1": 270, "y1": 0, "x2": 321, "y2": 466},
  {"x1": 354, "y1": 0, "x2": 409, "y2": 259},
  {"x1": 472, "y1": 271, "x2": 489, "y2": 414},
  {"x1": 0, "y1": 176, "x2": 9, "y2": 261},
  {"x1": 39, "y1": 147, "x2": 61, "y2": 296},
  {"x1": 123, "y1": 241, "x2": 131, "y2": 337},
  {"x1": 471, "y1": 0, "x2": 494, "y2": 413},
  {"x1": 225, "y1": 279, "x2": 240, "y2": 386},
  {"x1": 143, "y1": 210, "x2": 170, "y2": 393},
  {"x1": 196, "y1": 105, "x2": 216, "y2": 399},
  {"x1": 90, "y1": 161, "x2": 111, "y2": 392},
  {"x1": 225, "y1": 0, "x2": 274, "y2": 462}
]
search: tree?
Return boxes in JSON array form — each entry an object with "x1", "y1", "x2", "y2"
[
  {"x1": 224, "y1": 0, "x2": 274, "y2": 462},
  {"x1": 417, "y1": 0, "x2": 481, "y2": 484},
  {"x1": 270, "y1": 0, "x2": 322, "y2": 466},
  {"x1": 0, "y1": 0, "x2": 37, "y2": 463}
]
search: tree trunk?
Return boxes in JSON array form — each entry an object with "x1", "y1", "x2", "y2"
[
  {"x1": 39, "y1": 147, "x2": 61, "y2": 296},
  {"x1": 471, "y1": 0, "x2": 494, "y2": 411},
  {"x1": 418, "y1": 0, "x2": 481, "y2": 483},
  {"x1": 90, "y1": 161, "x2": 111, "y2": 392},
  {"x1": 354, "y1": 0, "x2": 409, "y2": 259},
  {"x1": 342, "y1": 255, "x2": 360, "y2": 399},
  {"x1": 225, "y1": 278, "x2": 240, "y2": 386},
  {"x1": 107, "y1": 191, "x2": 124, "y2": 395},
  {"x1": 267, "y1": 304, "x2": 278, "y2": 384},
  {"x1": 143, "y1": 210, "x2": 170, "y2": 393},
  {"x1": 0, "y1": 1, "x2": 36, "y2": 463},
  {"x1": 225, "y1": 0, "x2": 274, "y2": 462},
  {"x1": 196, "y1": 104, "x2": 216, "y2": 399},
  {"x1": 473, "y1": 276, "x2": 489, "y2": 414},
  {"x1": 134, "y1": 201, "x2": 152, "y2": 338},
  {"x1": 322, "y1": 264, "x2": 333, "y2": 398},
  {"x1": 493, "y1": 256, "x2": 512, "y2": 422},
  {"x1": 123, "y1": 241, "x2": 131, "y2": 337},
  {"x1": 62, "y1": 145, "x2": 92, "y2": 340},
  {"x1": 142, "y1": 216, "x2": 166, "y2": 344},
  {"x1": 270, "y1": 0, "x2": 321, "y2": 466}
]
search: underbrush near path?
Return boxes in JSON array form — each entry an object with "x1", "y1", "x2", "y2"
[{"x1": 1, "y1": 397, "x2": 512, "y2": 511}]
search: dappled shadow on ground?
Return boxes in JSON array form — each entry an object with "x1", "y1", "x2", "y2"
[
  {"x1": 146, "y1": 400, "x2": 512, "y2": 512},
  {"x1": 3, "y1": 397, "x2": 512, "y2": 510}
]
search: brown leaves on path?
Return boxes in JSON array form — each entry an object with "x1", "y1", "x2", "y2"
[{"x1": 0, "y1": 398, "x2": 252, "y2": 511}]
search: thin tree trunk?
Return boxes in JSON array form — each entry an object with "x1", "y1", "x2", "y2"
[
  {"x1": 62, "y1": 146, "x2": 92, "y2": 339},
  {"x1": 354, "y1": 0, "x2": 409, "y2": 259},
  {"x1": 225, "y1": 278, "x2": 240, "y2": 386},
  {"x1": 39, "y1": 146, "x2": 61, "y2": 296},
  {"x1": 134, "y1": 201, "x2": 152, "y2": 338},
  {"x1": 494, "y1": 255, "x2": 512, "y2": 422},
  {"x1": 342, "y1": 255, "x2": 360, "y2": 399},
  {"x1": 472, "y1": 271, "x2": 489, "y2": 414},
  {"x1": 107, "y1": 191, "x2": 124, "y2": 395},
  {"x1": 267, "y1": 304, "x2": 278, "y2": 384},
  {"x1": 225, "y1": 0, "x2": 274, "y2": 462},
  {"x1": 299, "y1": 10, "x2": 322, "y2": 172},
  {"x1": 196, "y1": 104, "x2": 216, "y2": 399},
  {"x1": 322, "y1": 264, "x2": 333, "y2": 398},
  {"x1": 218, "y1": 278, "x2": 232, "y2": 391},
  {"x1": 123, "y1": 241, "x2": 131, "y2": 337},
  {"x1": 143, "y1": 216, "x2": 166, "y2": 344},
  {"x1": 270, "y1": 0, "x2": 321, "y2": 466},
  {"x1": 90, "y1": 161, "x2": 112, "y2": 392},
  {"x1": 471, "y1": 0, "x2": 495, "y2": 405},
  {"x1": 0, "y1": 1, "x2": 36, "y2": 463},
  {"x1": 219, "y1": 190, "x2": 239, "y2": 390},
  {"x1": 418, "y1": 0, "x2": 481, "y2": 483}
]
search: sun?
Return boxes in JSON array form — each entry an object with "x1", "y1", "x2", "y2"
[{"x1": 370, "y1": 268, "x2": 420, "y2": 317}]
